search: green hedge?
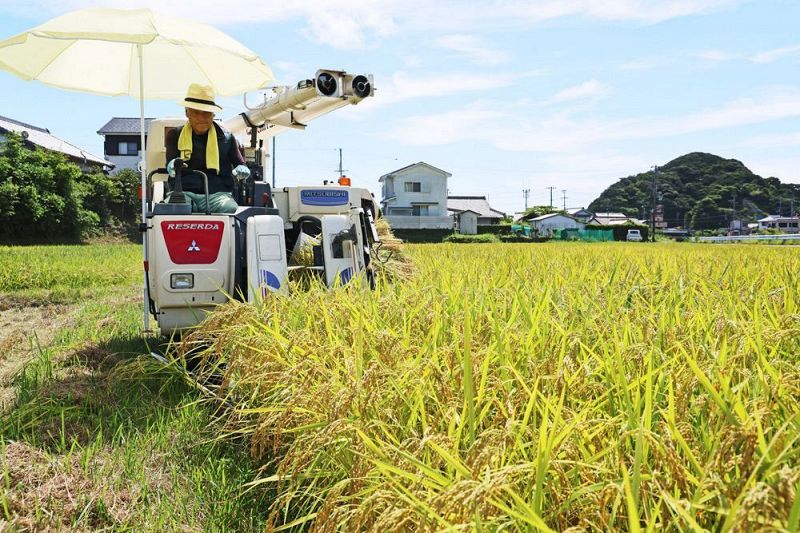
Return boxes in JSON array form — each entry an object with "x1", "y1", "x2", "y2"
[
  {"x1": 0, "y1": 132, "x2": 139, "y2": 242},
  {"x1": 391, "y1": 228, "x2": 453, "y2": 243},
  {"x1": 477, "y1": 224, "x2": 512, "y2": 235},
  {"x1": 585, "y1": 223, "x2": 649, "y2": 241},
  {"x1": 444, "y1": 233, "x2": 500, "y2": 243},
  {"x1": 499, "y1": 235, "x2": 551, "y2": 243}
]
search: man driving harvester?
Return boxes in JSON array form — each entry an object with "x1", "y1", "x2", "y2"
[{"x1": 165, "y1": 83, "x2": 249, "y2": 213}]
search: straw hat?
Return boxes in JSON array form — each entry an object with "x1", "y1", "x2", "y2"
[{"x1": 180, "y1": 83, "x2": 222, "y2": 113}]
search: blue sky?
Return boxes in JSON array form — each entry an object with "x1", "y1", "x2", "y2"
[{"x1": 1, "y1": 0, "x2": 799, "y2": 215}]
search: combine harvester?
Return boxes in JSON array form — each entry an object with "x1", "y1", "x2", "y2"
[{"x1": 142, "y1": 70, "x2": 379, "y2": 333}]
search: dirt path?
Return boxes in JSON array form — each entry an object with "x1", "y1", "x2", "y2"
[{"x1": 0, "y1": 301, "x2": 75, "y2": 410}]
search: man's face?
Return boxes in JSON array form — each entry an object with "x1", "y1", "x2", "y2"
[{"x1": 186, "y1": 108, "x2": 214, "y2": 134}]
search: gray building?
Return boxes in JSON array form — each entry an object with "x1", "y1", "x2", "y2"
[
  {"x1": 447, "y1": 196, "x2": 506, "y2": 225},
  {"x1": 529, "y1": 213, "x2": 586, "y2": 236},
  {"x1": 97, "y1": 117, "x2": 155, "y2": 171}
]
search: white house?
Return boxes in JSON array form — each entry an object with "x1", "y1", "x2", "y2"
[
  {"x1": 758, "y1": 215, "x2": 800, "y2": 233},
  {"x1": 379, "y1": 162, "x2": 453, "y2": 229},
  {"x1": 529, "y1": 213, "x2": 585, "y2": 235}
]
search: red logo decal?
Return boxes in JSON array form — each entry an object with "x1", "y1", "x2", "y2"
[{"x1": 161, "y1": 220, "x2": 225, "y2": 264}]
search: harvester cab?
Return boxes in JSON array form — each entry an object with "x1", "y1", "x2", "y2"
[{"x1": 141, "y1": 69, "x2": 379, "y2": 332}]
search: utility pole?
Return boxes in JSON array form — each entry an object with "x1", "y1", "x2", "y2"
[
  {"x1": 522, "y1": 188, "x2": 530, "y2": 211},
  {"x1": 546, "y1": 186, "x2": 556, "y2": 210},
  {"x1": 561, "y1": 190, "x2": 567, "y2": 211},
  {"x1": 651, "y1": 165, "x2": 658, "y2": 243}
]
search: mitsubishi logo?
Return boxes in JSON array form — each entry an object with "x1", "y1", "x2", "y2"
[{"x1": 187, "y1": 240, "x2": 201, "y2": 252}]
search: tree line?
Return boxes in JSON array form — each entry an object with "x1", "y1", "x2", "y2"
[
  {"x1": 588, "y1": 152, "x2": 800, "y2": 230},
  {"x1": 0, "y1": 132, "x2": 140, "y2": 242}
]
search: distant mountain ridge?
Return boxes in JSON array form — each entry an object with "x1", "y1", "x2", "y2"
[{"x1": 588, "y1": 153, "x2": 800, "y2": 230}]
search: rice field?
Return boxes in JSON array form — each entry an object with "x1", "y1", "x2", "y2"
[
  {"x1": 0, "y1": 244, "x2": 141, "y2": 302},
  {"x1": 0, "y1": 243, "x2": 271, "y2": 530},
  {"x1": 186, "y1": 242, "x2": 800, "y2": 531}
]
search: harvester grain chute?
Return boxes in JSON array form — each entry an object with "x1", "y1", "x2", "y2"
[{"x1": 142, "y1": 69, "x2": 380, "y2": 332}]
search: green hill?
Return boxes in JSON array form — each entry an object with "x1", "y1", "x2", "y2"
[{"x1": 588, "y1": 152, "x2": 800, "y2": 230}]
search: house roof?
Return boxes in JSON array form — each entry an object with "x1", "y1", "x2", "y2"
[
  {"x1": 566, "y1": 207, "x2": 592, "y2": 215},
  {"x1": 450, "y1": 209, "x2": 481, "y2": 217},
  {"x1": 0, "y1": 115, "x2": 111, "y2": 167},
  {"x1": 0, "y1": 115, "x2": 49, "y2": 133},
  {"x1": 447, "y1": 196, "x2": 505, "y2": 219},
  {"x1": 379, "y1": 161, "x2": 452, "y2": 181},
  {"x1": 97, "y1": 117, "x2": 156, "y2": 135},
  {"x1": 592, "y1": 212, "x2": 628, "y2": 218},
  {"x1": 592, "y1": 216, "x2": 644, "y2": 226},
  {"x1": 529, "y1": 212, "x2": 580, "y2": 222},
  {"x1": 758, "y1": 215, "x2": 800, "y2": 222}
]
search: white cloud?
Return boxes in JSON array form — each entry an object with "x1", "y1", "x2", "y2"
[
  {"x1": 619, "y1": 56, "x2": 673, "y2": 71},
  {"x1": 5, "y1": 0, "x2": 750, "y2": 50},
  {"x1": 3, "y1": 0, "x2": 400, "y2": 50},
  {"x1": 552, "y1": 79, "x2": 610, "y2": 103},
  {"x1": 435, "y1": 34, "x2": 508, "y2": 65},
  {"x1": 695, "y1": 49, "x2": 735, "y2": 62},
  {"x1": 648, "y1": 88, "x2": 800, "y2": 135},
  {"x1": 625, "y1": 44, "x2": 800, "y2": 71},
  {"x1": 749, "y1": 44, "x2": 800, "y2": 64},
  {"x1": 361, "y1": 69, "x2": 541, "y2": 109},
  {"x1": 490, "y1": 0, "x2": 746, "y2": 24},
  {"x1": 741, "y1": 131, "x2": 800, "y2": 148},
  {"x1": 270, "y1": 61, "x2": 308, "y2": 83},
  {"x1": 386, "y1": 86, "x2": 800, "y2": 153}
]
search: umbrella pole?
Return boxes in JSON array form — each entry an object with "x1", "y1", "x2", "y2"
[{"x1": 138, "y1": 43, "x2": 150, "y2": 333}]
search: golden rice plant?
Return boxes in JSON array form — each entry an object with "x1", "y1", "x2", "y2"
[
  {"x1": 185, "y1": 243, "x2": 800, "y2": 531},
  {"x1": 371, "y1": 218, "x2": 415, "y2": 282}
]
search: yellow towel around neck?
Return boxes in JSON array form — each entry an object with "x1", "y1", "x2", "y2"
[{"x1": 177, "y1": 122, "x2": 219, "y2": 172}]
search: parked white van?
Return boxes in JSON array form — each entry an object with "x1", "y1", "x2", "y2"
[{"x1": 626, "y1": 229, "x2": 643, "y2": 242}]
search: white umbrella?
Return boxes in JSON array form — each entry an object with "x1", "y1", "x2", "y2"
[{"x1": 0, "y1": 7, "x2": 276, "y2": 331}]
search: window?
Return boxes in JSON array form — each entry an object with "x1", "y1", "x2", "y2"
[
  {"x1": 404, "y1": 181, "x2": 421, "y2": 192},
  {"x1": 118, "y1": 141, "x2": 139, "y2": 155},
  {"x1": 412, "y1": 205, "x2": 429, "y2": 216}
]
